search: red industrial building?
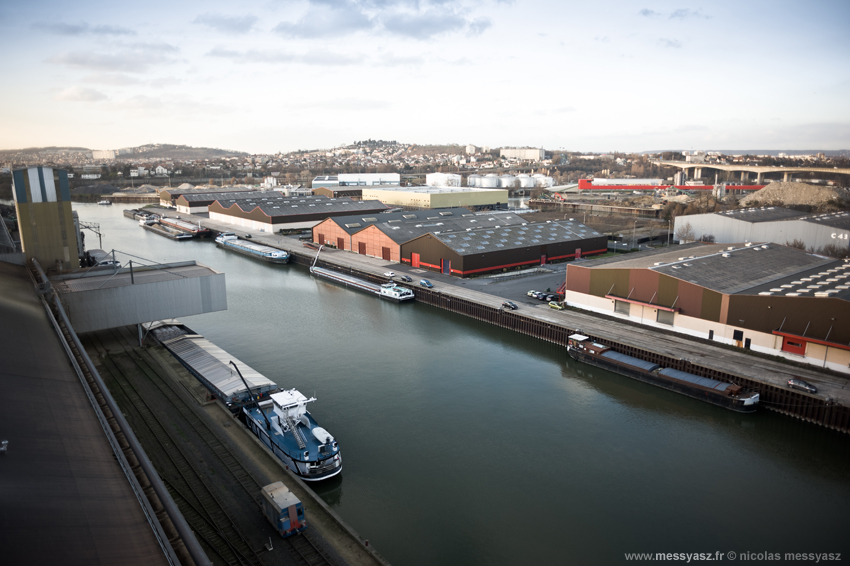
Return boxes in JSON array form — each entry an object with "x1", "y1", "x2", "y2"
[{"x1": 313, "y1": 209, "x2": 607, "y2": 276}]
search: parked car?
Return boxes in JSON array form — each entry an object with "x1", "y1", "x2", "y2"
[
  {"x1": 399, "y1": 275, "x2": 412, "y2": 282},
  {"x1": 244, "y1": 233, "x2": 252, "y2": 239},
  {"x1": 549, "y1": 301, "x2": 565, "y2": 310},
  {"x1": 537, "y1": 293, "x2": 549, "y2": 300},
  {"x1": 97, "y1": 260, "x2": 121, "y2": 268},
  {"x1": 787, "y1": 378, "x2": 817, "y2": 394},
  {"x1": 419, "y1": 279, "x2": 433, "y2": 288},
  {"x1": 384, "y1": 271, "x2": 395, "y2": 278},
  {"x1": 502, "y1": 301, "x2": 518, "y2": 310},
  {"x1": 527, "y1": 290, "x2": 538, "y2": 297},
  {"x1": 545, "y1": 294, "x2": 557, "y2": 301}
]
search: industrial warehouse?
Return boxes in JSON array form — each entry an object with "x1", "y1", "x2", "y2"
[
  {"x1": 158, "y1": 186, "x2": 260, "y2": 207},
  {"x1": 562, "y1": 242, "x2": 850, "y2": 373},
  {"x1": 313, "y1": 208, "x2": 607, "y2": 276},
  {"x1": 208, "y1": 194, "x2": 389, "y2": 231},
  {"x1": 174, "y1": 190, "x2": 270, "y2": 214},
  {"x1": 361, "y1": 185, "x2": 509, "y2": 210},
  {"x1": 674, "y1": 206, "x2": 850, "y2": 252},
  {"x1": 312, "y1": 173, "x2": 400, "y2": 188}
]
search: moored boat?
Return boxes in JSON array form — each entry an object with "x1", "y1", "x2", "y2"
[
  {"x1": 243, "y1": 390, "x2": 342, "y2": 481},
  {"x1": 215, "y1": 232, "x2": 289, "y2": 263},
  {"x1": 567, "y1": 334, "x2": 759, "y2": 413},
  {"x1": 308, "y1": 245, "x2": 414, "y2": 302}
]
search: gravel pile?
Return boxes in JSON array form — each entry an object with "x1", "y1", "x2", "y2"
[{"x1": 740, "y1": 181, "x2": 845, "y2": 207}]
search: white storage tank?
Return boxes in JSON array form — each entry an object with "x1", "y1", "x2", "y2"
[
  {"x1": 533, "y1": 174, "x2": 554, "y2": 188},
  {"x1": 517, "y1": 174, "x2": 536, "y2": 188},
  {"x1": 426, "y1": 172, "x2": 462, "y2": 187},
  {"x1": 480, "y1": 173, "x2": 499, "y2": 188},
  {"x1": 498, "y1": 175, "x2": 517, "y2": 188},
  {"x1": 467, "y1": 174, "x2": 481, "y2": 187}
]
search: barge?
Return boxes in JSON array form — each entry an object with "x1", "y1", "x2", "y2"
[
  {"x1": 150, "y1": 321, "x2": 342, "y2": 482},
  {"x1": 244, "y1": 390, "x2": 343, "y2": 481},
  {"x1": 151, "y1": 322, "x2": 277, "y2": 407},
  {"x1": 215, "y1": 233, "x2": 290, "y2": 264},
  {"x1": 159, "y1": 216, "x2": 211, "y2": 238},
  {"x1": 309, "y1": 245, "x2": 414, "y2": 302},
  {"x1": 142, "y1": 222, "x2": 193, "y2": 240},
  {"x1": 567, "y1": 334, "x2": 759, "y2": 413}
]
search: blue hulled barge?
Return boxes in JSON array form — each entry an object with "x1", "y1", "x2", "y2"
[{"x1": 244, "y1": 389, "x2": 342, "y2": 481}]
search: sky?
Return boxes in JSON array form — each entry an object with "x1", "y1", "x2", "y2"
[{"x1": 2, "y1": 0, "x2": 849, "y2": 154}]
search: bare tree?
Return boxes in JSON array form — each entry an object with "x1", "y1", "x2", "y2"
[
  {"x1": 676, "y1": 221, "x2": 695, "y2": 243},
  {"x1": 786, "y1": 238, "x2": 806, "y2": 250}
]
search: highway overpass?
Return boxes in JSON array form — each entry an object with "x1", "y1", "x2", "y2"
[{"x1": 655, "y1": 161, "x2": 850, "y2": 183}]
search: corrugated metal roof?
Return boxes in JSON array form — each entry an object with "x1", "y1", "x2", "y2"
[
  {"x1": 163, "y1": 335, "x2": 276, "y2": 401},
  {"x1": 600, "y1": 350, "x2": 660, "y2": 372},
  {"x1": 658, "y1": 367, "x2": 730, "y2": 392},
  {"x1": 53, "y1": 264, "x2": 219, "y2": 292},
  {"x1": 436, "y1": 219, "x2": 602, "y2": 255}
]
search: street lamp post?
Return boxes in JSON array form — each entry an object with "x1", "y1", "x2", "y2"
[{"x1": 632, "y1": 220, "x2": 638, "y2": 250}]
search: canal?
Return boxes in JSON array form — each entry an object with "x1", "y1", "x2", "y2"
[{"x1": 76, "y1": 204, "x2": 849, "y2": 564}]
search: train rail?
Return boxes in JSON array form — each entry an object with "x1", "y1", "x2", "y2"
[{"x1": 87, "y1": 326, "x2": 337, "y2": 566}]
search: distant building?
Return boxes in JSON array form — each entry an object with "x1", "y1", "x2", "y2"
[
  {"x1": 312, "y1": 173, "x2": 400, "y2": 188},
  {"x1": 312, "y1": 209, "x2": 606, "y2": 276},
  {"x1": 312, "y1": 187, "x2": 363, "y2": 200},
  {"x1": 91, "y1": 150, "x2": 116, "y2": 160},
  {"x1": 208, "y1": 194, "x2": 389, "y2": 231},
  {"x1": 362, "y1": 186, "x2": 509, "y2": 210},
  {"x1": 500, "y1": 148, "x2": 545, "y2": 161},
  {"x1": 465, "y1": 144, "x2": 478, "y2": 155}
]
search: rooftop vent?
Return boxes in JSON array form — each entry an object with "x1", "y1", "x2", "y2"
[
  {"x1": 745, "y1": 243, "x2": 753, "y2": 247},
  {"x1": 721, "y1": 253, "x2": 730, "y2": 258},
  {"x1": 758, "y1": 292, "x2": 773, "y2": 296},
  {"x1": 727, "y1": 246, "x2": 734, "y2": 250}
]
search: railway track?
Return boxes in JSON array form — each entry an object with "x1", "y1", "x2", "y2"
[
  {"x1": 89, "y1": 327, "x2": 337, "y2": 566},
  {"x1": 101, "y1": 350, "x2": 264, "y2": 566}
]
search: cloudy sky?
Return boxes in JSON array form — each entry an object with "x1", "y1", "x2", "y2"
[{"x1": 2, "y1": 0, "x2": 848, "y2": 153}]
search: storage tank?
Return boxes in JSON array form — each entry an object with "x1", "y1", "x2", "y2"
[
  {"x1": 498, "y1": 175, "x2": 516, "y2": 188},
  {"x1": 467, "y1": 174, "x2": 481, "y2": 187},
  {"x1": 517, "y1": 174, "x2": 536, "y2": 188},
  {"x1": 533, "y1": 174, "x2": 554, "y2": 188},
  {"x1": 426, "y1": 172, "x2": 461, "y2": 187},
  {"x1": 480, "y1": 173, "x2": 499, "y2": 188}
]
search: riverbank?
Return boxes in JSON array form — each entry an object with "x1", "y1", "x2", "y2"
[{"x1": 146, "y1": 205, "x2": 850, "y2": 433}]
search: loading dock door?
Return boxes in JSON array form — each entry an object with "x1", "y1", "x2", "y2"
[
  {"x1": 358, "y1": 242, "x2": 366, "y2": 255},
  {"x1": 337, "y1": 237, "x2": 345, "y2": 250},
  {"x1": 318, "y1": 233, "x2": 325, "y2": 245},
  {"x1": 382, "y1": 247, "x2": 391, "y2": 261},
  {"x1": 540, "y1": 254, "x2": 547, "y2": 265},
  {"x1": 441, "y1": 259, "x2": 450, "y2": 274},
  {"x1": 412, "y1": 253, "x2": 420, "y2": 268}
]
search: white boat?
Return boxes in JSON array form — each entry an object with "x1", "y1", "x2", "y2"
[{"x1": 309, "y1": 246, "x2": 414, "y2": 302}]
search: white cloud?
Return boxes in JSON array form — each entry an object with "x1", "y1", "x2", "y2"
[
  {"x1": 55, "y1": 87, "x2": 108, "y2": 102},
  {"x1": 193, "y1": 13, "x2": 258, "y2": 35}
]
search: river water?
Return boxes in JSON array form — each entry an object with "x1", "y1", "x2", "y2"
[{"x1": 75, "y1": 204, "x2": 849, "y2": 565}]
